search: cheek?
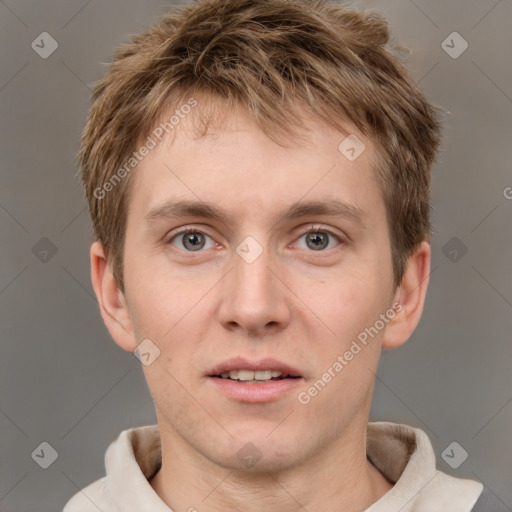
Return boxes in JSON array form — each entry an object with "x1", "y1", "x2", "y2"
[
  {"x1": 301, "y1": 264, "x2": 390, "y2": 344},
  {"x1": 123, "y1": 253, "x2": 178, "y2": 339},
  {"x1": 298, "y1": 277, "x2": 386, "y2": 418},
  {"x1": 124, "y1": 253, "x2": 218, "y2": 351}
]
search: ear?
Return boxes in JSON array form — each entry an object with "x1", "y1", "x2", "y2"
[
  {"x1": 90, "y1": 241, "x2": 137, "y2": 352},
  {"x1": 382, "y1": 240, "x2": 431, "y2": 349}
]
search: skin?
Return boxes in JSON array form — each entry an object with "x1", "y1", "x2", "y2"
[{"x1": 91, "y1": 100, "x2": 431, "y2": 512}]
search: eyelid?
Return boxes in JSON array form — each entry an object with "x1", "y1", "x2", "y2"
[
  {"x1": 291, "y1": 223, "x2": 347, "y2": 250},
  {"x1": 296, "y1": 223, "x2": 347, "y2": 242},
  {"x1": 165, "y1": 225, "x2": 217, "y2": 245}
]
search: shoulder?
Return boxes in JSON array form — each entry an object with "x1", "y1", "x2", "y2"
[{"x1": 63, "y1": 476, "x2": 117, "y2": 512}]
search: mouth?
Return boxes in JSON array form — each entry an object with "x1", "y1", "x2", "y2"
[
  {"x1": 207, "y1": 356, "x2": 303, "y2": 380},
  {"x1": 210, "y1": 369, "x2": 301, "y2": 383},
  {"x1": 206, "y1": 357, "x2": 304, "y2": 402}
]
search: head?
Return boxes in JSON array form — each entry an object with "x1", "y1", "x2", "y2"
[{"x1": 84, "y1": 0, "x2": 442, "y2": 472}]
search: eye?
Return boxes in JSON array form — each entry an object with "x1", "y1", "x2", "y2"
[
  {"x1": 295, "y1": 227, "x2": 342, "y2": 251},
  {"x1": 168, "y1": 229, "x2": 216, "y2": 252},
  {"x1": 166, "y1": 225, "x2": 343, "y2": 253}
]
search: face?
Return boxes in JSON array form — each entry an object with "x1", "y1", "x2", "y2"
[{"x1": 120, "y1": 101, "x2": 398, "y2": 472}]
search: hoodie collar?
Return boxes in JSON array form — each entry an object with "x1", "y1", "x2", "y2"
[
  {"x1": 104, "y1": 422, "x2": 482, "y2": 512},
  {"x1": 365, "y1": 422, "x2": 482, "y2": 511}
]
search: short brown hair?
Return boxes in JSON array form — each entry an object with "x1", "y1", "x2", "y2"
[{"x1": 80, "y1": 0, "x2": 443, "y2": 293}]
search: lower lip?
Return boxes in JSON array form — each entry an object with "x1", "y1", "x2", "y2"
[{"x1": 208, "y1": 376, "x2": 304, "y2": 403}]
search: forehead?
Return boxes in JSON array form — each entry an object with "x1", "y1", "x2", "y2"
[{"x1": 127, "y1": 101, "x2": 383, "y2": 226}]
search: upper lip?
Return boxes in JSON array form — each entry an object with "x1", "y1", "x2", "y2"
[{"x1": 208, "y1": 357, "x2": 302, "y2": 377}]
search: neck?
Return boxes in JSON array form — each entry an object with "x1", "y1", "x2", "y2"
[{"x1": 149, "y1": 419, "x2": 394, "y2": 511}]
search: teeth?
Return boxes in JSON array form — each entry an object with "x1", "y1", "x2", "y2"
[
  {"x1": 219, "y1": 369, "x2": 285, "y2": 380},
  {"x1": 239, "y1": 370, "x2": 257, "y2": 381},
  {"x1": 254, "y1": 370, "x2": 272, "y2": 380}
]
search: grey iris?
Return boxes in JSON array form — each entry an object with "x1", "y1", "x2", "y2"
[
  {"x1": 306, "y1": 232, "x2": 328, "y2": 250},
  {"x1": 183, "y1": 232, "x2": 205, "y2": 251}
]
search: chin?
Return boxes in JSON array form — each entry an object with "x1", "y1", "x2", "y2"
[
  {"x1": 204, "y1": 428, "x2": 311, "y2": 474},
  {"x1": 216, "y1": 448, "x2": 306, "y2": 475}
]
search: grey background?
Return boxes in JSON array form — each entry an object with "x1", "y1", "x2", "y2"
[{"x1": 1, "y1": 1, "x2": 511, "y2": 511}]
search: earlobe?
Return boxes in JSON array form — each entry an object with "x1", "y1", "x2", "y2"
[
  {"x1": 382, "y1": 241, "x2": 431, "y2": 349},
  {"x1": 90, "y1": 241, "x2": 137, "y2": 352}
]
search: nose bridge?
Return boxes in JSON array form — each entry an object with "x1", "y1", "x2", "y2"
[
  {"x1": 219, "y1": 235, "x2": 289, "y2": 332},
  {"x1": 233, "y1": 236, "x2": 275, "y2": 305},
  {"x1": 239, "y1": 246, "x2": 271, "y2": 289}
]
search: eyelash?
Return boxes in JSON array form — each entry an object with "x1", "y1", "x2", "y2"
[{"x1": 166, "y1": 224, "x2": 345, "y2": 253}]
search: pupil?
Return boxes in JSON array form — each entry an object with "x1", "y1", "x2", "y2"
[
  {"x1": 184, "y1": 232, "x2": 204, "y2": 251},
  {"x1": 307, "y1": 232, "x2": 328, "y2": 250}
]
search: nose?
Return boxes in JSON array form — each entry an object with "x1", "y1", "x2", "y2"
[{"x1": 217, "y1": 240, "x2": 291, "y2": 337}]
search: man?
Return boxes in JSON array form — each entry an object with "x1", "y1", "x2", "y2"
[{"x1": 64, "y1": 0, "x2": 489, "y2": 510}]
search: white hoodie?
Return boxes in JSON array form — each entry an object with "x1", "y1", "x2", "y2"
[{"x1": 63, "y1": 422, "x2": 485, "y2": 512}]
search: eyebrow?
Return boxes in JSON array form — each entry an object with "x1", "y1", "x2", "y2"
[{"x1": 144, "y1": 198, "x2": 365, "y2": 229}]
